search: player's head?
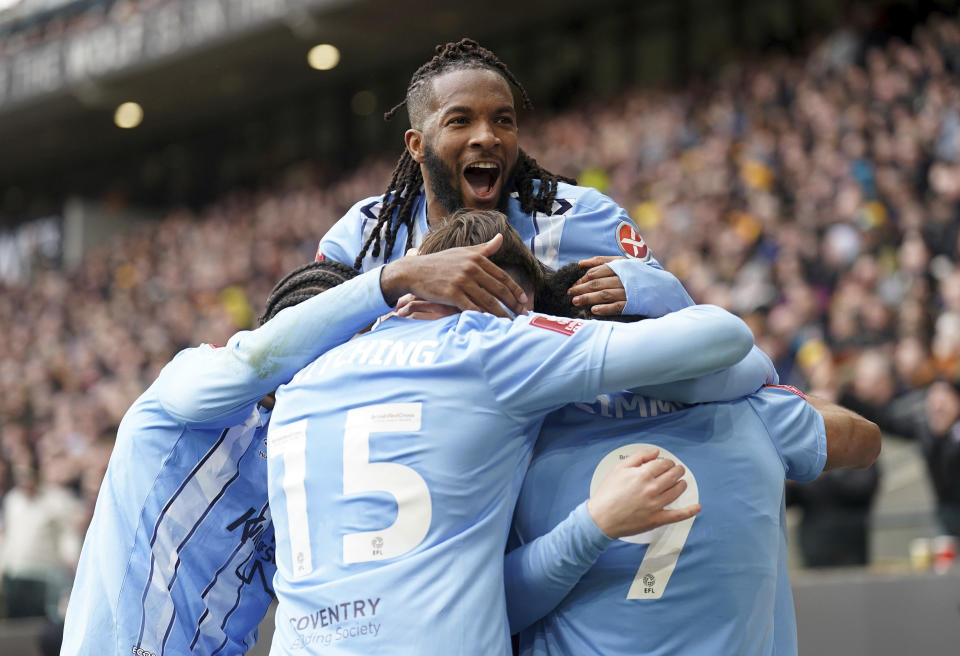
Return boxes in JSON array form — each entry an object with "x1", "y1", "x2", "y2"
[
  {"x1": 536, "y1": 263, "x2": 646, "y2": 323},
  {"x1": 354, "y1": 38, "x2": 574, "y2": 269},
  {"x1": 418, "y1": 208, "x2": 543, "y2": 301},
  {"x1": 258, "y1": 260, "x2": 359, "y2": 326}
]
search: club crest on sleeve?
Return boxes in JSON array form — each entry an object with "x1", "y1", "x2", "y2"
[
  {"x1": 616, "y1": 221, "x2": 651, "y2": 261},
  {"x1": 530, "y1": 315, "x2": 585, "y2": 336},
  {"x1": 764, "y1": 384, "x2": 806, "y2": 399}
]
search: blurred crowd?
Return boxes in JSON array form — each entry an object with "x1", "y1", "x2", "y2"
[
  {"x1": 2, "y1": 9, "x2": 960, "y2": 618},
  {"x1": 0, "y1": 0, "x2": 163, "y2": 47}
]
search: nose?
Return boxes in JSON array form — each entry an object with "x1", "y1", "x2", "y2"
[{"x1": 468, "y1": 119, "x2": 500, "y2": 149}]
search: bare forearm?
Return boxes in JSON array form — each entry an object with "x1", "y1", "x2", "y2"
[{"x1": 807, "y1": 395, "x2": 882, "y2": 470}]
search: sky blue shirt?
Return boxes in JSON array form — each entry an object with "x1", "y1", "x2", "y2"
[
  {"x1": 61, "y1": 268, "x2": 393, "y2": 656},
  {"x1": 316, "y1": 183, "x2": 658, "y2": 272},
  {"x1": 266, "y1": 305, "x2": 758, "y2": 656},
  {"x1": 506, "y1": 386, "x2": 827, "y2": 656}
]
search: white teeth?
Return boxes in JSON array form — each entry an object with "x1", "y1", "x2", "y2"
[{"x1": 471, "y1": 162, "x2": 498, "y2": 169}]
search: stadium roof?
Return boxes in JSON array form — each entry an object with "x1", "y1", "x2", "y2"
[{"x1": 0, "y1": 0, "x2": 624, "y2": 195}]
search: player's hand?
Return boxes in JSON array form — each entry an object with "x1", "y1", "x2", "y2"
[
  {"x1": 395, "y1": 294, "x2": 459, "y2": 320},
  {"x1": 380, "y1": 234, "x2": 528, "y2": 317},
  {"x1": 586, "y1": 448, "x2": 701, "y2": 539},
  {"x1": 567, "y1": 256, "x2": 627, "y2": 316}
]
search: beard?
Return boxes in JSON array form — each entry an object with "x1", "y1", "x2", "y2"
[{"x1": 423, "y1": 144, "x2": 516, "y2": 215}]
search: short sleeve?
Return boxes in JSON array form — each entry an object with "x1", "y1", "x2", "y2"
[
  {"x1": 315, "y1": 196, "x2": 383, "y2": 269},
  {"x1": 605, "y1": 258, "x2": 694, "y2": 317},
  {"x1": 747, "y1": 386, "x2": 827, "y2": 482},
  {"x1": 471, "y1": 313, "x2": 615, "y2": 421},
  {"x1": 556, "y1": 186, "x2": 660, "y2": 267}
]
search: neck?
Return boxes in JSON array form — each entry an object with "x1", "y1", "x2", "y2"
[{"x1": 425, "y1": 196, "x2": 445, "y2": 229}]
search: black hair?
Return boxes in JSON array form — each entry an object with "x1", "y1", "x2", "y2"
[
  {"x1": 259, "y1": 260, "x2": 359, "y2": 326},
  {"x1": 354, "y1": 38, "x2": 575, "y2": 270},
  {"x1": 535, "y1": 263, "x2": 646, "y2": 323},
  {"x1": 418, "y1": 208, "x2": 544, "y2": 293}
]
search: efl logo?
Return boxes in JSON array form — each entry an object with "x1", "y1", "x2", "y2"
[
  {"x1": 616, "y1": 221, "x2": 651, "y2": 260},
  {"x1": 530, "y1": 315, "x2": 585, "y2": 336},
  {"x1": 315, "y1": 244, "x2": 326, "y2": 262}
]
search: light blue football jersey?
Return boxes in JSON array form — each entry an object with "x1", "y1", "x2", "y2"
[
  {"x1": 61, "y1": 268, "x2": 393, "y2": 656},
  {"x1": 506, "y1": 386, "x2": 827, "y2": 656},
  {"x1": 316, "y1": 182, "x2": 657, "y2": 272},
  {"x1": 266, "y1": 305, "x2": 757, "y2": 656}
]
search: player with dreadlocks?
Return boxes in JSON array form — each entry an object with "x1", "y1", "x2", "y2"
[
  {"x1": 60, "y1": 239, "x2": 529, "y2": 656},
  {"x1": 316, "y1": 38, "x2": 685, "y2": 319}
]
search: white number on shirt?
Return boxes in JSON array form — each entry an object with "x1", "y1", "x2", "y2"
[
  {"x1": 269, "y1": 420, "x2": 313, "y2": 579},
  {"x1": 342, "y1": 403, "x2": 432, "y2": 564},
  {"x1": 590, "y1": 444, "x2": 699, "y2": 600}
]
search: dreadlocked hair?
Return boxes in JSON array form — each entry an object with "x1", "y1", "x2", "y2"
[
  {"x1": 353, "y1": 38, "x2": 576, "y2": 270},
  {"x1": 535, "y1": 263, "x2": 647, "y2": 323},
  {"x1": 258, "y1": 260, "x2": 359, "y2": 326}
]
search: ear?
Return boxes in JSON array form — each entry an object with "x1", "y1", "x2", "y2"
[{"x1": 405, "y1": 129, "x2": 426, "y2": 163}]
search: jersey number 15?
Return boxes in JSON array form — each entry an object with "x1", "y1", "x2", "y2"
[{"x1": 270, "y1": 403, "x2": 432, "y2": 578}]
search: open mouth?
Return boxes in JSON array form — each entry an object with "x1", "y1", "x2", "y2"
[{"x1": 463, "y1": 162, "x2": 501, "y2": 199}]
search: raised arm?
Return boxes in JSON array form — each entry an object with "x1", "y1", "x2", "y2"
[
  {"x1": 806, "y1": 396, "x2": 882, "y2": 470},
  {"x1": 159, "y1": 236, "x2": 528, "y2": 425},
  {"x1": 155, "y1": 267, "x2": 392, "y2": 425},
  {"x1": 543, "y1": 257, "x2": 769, "y2": 402},
  {"x1": 632, "y1": 346, "x2": 778, "y2": 404},
  {"x1": 598, "y1": 305, "x2": 755, "y2": 392}
]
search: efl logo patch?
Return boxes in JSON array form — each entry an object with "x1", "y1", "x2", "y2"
[
  {"x1": 765, "y1": 384, "x2": 806, "y2": 399},
  {"x1": 616, "y1": 221, "x2": 651, "y2": 261},
  {"x1": 314, "y1": 244, "x2": 326, "y2": 262},
  {"x1": 530, "y1": 315, "x2": 585, "y2": 336}
]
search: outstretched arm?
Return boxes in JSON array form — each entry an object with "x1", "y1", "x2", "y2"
[
  {"x1": 505, "y1": 449, "x2": 700, "y2": 633},
  {"x1": 632, "y1": 346, "x2": 778, "y2": 404},
  {"x1": 568, "y1": 257, "x2": 774, "y2": 403},
  {"x1": 159, "y1": 236, "x2": 528, "y2": 425},
  {"x1": 598, "y1": 304, "x2": 755, "y2": 392},
  {"x1": 807, "y1": 396, "x2": 882, "y2": 470}
]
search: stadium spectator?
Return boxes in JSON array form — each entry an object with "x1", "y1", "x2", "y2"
[
  {"x1": 913, "y1": 380, "x2": 960, "y2": 536},
  {"x1": 0, "y1": 457, "x2": 80, "y2": 618}
]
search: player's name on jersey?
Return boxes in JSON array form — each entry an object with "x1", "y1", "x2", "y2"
[
  {"x1": 294, "y1": 337, "x2": 440, "y2": 383},
  {"x1": 287, "y1": 598, "x2": 382, "y2": 651},
  {"x1": 573, "y1": 393, "x2": 686, "y2": 419}
]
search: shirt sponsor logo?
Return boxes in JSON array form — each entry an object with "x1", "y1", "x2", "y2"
[
  {"x1": 530, "y1": 315, "x2": 584, "y2": 336},
  {"x1": 288, "y1": 598, "x2": 382, "y2": 650},
  {"x1": 616, "y1": 221, "x2": 651, "y2": 261}
]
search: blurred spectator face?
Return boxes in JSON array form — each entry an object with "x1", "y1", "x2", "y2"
[
  {"x1": 852, "y1": 349, "x2": 896, "y2": 405},
  {"x1": 894, "y1": 336, "x2": 934, "y2": 387},
  {"x1": 940, "y1": 269, "x2": 960, "y2": 312},
  {"x1": 926, "y1": 381, "x2": 960, "y2": 436},
  {"x1": 410, "y1": 69, "x2": 520, "y2": 215},
  {"x1": 899, "y1": 233, "x2": 930, "y2": 276},
  {"x1": 933, "y1": 312, "x2": 960, "y2": 366}
]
